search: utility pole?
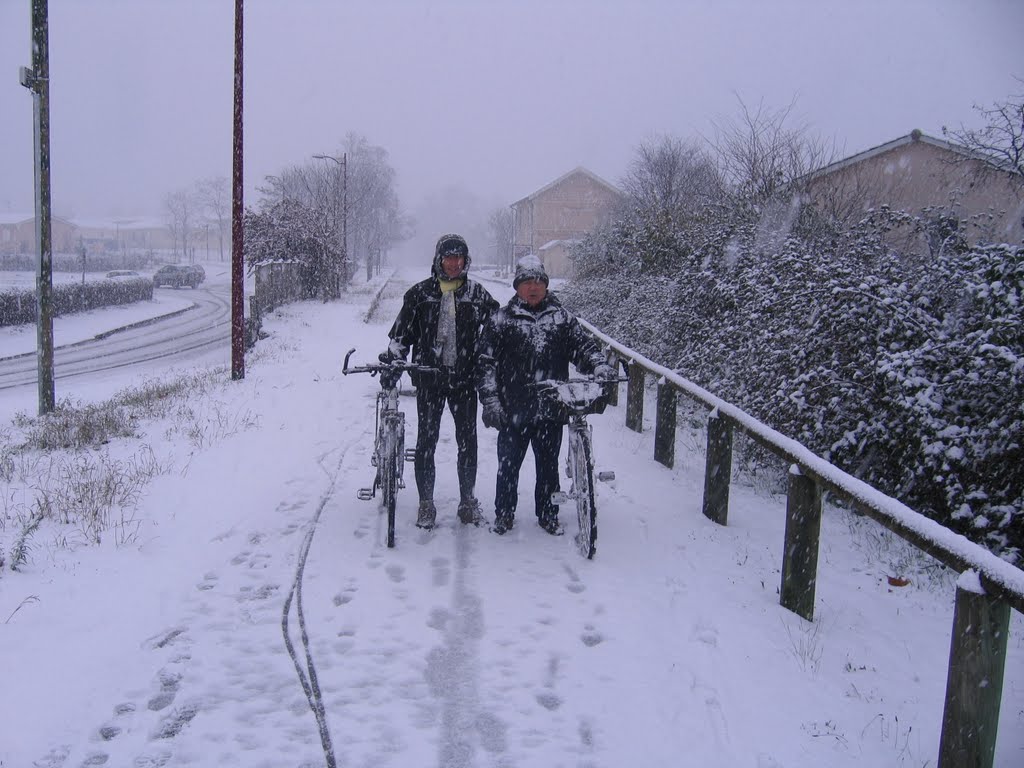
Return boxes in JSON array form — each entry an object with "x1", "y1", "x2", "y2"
[
  {"x1": 230, "y1": 0, "x2": 245, "y2": 380},
  {"x1": 19, "y1": 0, "x2": 55, "y2": 415}
]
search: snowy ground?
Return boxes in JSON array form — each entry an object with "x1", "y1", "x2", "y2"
[{"x1": 0, "y1": 265, "x2": 1022, "y2": 768}]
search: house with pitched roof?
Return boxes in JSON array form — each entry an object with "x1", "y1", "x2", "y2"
[
  {"x1": 511, "y1": 166, "x2": 623, "y2": 278},
  {"x1": 801, "y1": 129, "x2": 1024, "y2": 246},
  {"x1": 0, "y1": 212, "x2": 78, "y2": 257}
]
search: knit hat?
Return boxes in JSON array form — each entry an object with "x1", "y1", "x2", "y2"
[
  {"x1": 512, "y1": 254, "x2": 549, "y2": 288},
  {"x1": 433, "y1": 233, "x2": 471, "y2": 279}
]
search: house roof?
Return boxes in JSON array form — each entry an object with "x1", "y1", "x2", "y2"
[
  {"x1": 803, "y1": 129, "x2": 1007, "y2": 183},
  {"x1": 511, "y1": 166, "x2": 622, "y2": 207},
  {"x1": 0, "y1": 212, "x2": 76, "y2": 227}
]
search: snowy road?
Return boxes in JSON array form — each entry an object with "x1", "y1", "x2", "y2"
[{"x1": 0, "y1": 285, "x2": 230, "y2": 390}]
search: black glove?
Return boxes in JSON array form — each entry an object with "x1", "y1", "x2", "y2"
[
  {"x1": 594, "y1": 363, "x2": 617, "y2": 382},
  {"x1": 481, "y1": 398, "x2": 507, "y2": 430},
  {"x1": 379, "y1": 340, "x2": 406, "y2": 364}
]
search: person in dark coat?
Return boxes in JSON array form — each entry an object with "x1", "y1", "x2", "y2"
[
  {"x1": 382, "y1": 233, "x2": 499, "y2": 529},
  {"x1": 477, "y1": 254, "x2": 615, "y2": 535}
]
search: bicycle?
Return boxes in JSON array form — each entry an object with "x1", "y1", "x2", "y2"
[
  {"x1": 535, "y1": 365, "x2": 628, "y2": 559},
  {"x1": 342, "y1": 348, "x2": 438, "y2": 548}
]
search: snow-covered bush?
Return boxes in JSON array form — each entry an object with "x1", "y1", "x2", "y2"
[{"x1": 563, "y1": 197, "x2": 1023, "y2": 563}]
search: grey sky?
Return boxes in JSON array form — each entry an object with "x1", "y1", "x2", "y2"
[{"x1": 1, "y1": 0, "x2": 1022, "y2": 228}]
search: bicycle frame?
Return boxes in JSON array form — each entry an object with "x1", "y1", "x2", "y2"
[{"x1": 343, "y1": 348, "x2": 437, "y2": 548}]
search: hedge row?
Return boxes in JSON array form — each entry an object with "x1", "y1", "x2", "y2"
[{"x1": 0, "y1": 277, "x2": 154, "y2": 328}]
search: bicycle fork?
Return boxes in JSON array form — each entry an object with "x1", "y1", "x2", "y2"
[{"x1": 550, "y1": 420, "x2": 614, "y2": 506}]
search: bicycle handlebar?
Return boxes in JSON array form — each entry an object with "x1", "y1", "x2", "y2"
[{"x1": 342, "y1": 347, "x2": 441, "y2": 377}]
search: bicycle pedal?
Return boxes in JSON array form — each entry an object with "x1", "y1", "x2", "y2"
[
  {"x1": 550, "y1": 491, "x2": 571, "y2": 505},
  {"x1": 404, "y1": 448, "x2": 416, "y2": 462},
  {"x1": 357, "y1": 488, "x2": 374, "y2": 501},
  {"x1": 597, "y1": 471, "x2": 615, "y2": 482}
]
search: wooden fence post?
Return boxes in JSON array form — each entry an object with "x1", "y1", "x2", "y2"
[
  {"x1": 780, "y1": 466, "x2": 822, "y2": 621},
  {"x1": 654, "y1": 379, "x2": 676, "y2": 468},
  {"x1": 938, "y1": 576, "x2": 1010, "y2": 768},
  {"x1": 606, "y1": 352, "x2": 620, "y2": 407},
  {"x1": 701, "y1": 410, "x2": 732, "y2": 525},
  {"x1": 625, "y1": 362, "x2": 644, "y2": 433}
]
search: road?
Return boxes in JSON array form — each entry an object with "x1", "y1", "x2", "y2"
[{"x1": 0, "y1": 285, "x2": 231, "y2": 391}]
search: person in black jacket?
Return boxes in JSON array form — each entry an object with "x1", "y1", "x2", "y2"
[
  {"x1": 477, "y1": 254, "x2": 615, "y2": 535},
  {"x1": 382, "y1": 234, "x2": 499, "y2": 529}
]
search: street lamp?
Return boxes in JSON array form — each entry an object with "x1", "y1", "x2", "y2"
[{"x1": 313, "y1": 153, "x2": 347, "y2": 297}]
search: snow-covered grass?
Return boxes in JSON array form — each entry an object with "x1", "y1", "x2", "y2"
[{"x1": 0, "y1": 266, "x2": 1021, "y2": 767}]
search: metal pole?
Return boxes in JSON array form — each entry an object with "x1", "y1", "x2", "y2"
[
  {"x1": 230, "y1": 0, "x2": 245, "y2": 380},
  {"x1": 19, "y1": 0, "x2": 55, "y2": 415}
]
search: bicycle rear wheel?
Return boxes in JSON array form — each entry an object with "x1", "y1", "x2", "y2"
[{"x1": 573, "y1": 430, "x2": 598, "y2": 559}]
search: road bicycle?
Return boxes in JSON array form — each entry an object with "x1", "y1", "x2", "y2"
[
  {"x1": 342, "y1": 348, "x2": 437, "y2": 548},
  {"x1": 535, "y1": 366, "x2": 628, "y2": 559}
]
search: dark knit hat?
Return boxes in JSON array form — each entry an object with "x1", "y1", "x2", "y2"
[{"x1": 512, "y1": 254, "x2": 549, "y2": 288}]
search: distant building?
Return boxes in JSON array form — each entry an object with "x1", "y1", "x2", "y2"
[
  {"x1": 801, "y1": 129, "x2": 1024, "y2": 246},
  {"x1": 511, "y1": 166, "x2": 623, "y2": 278},
  {"x1": 0, "y1": 213, "x2": 78, "y2": 255},
  {"x1": 0, "y1": 214, "x2": 175, "y2": 258}
]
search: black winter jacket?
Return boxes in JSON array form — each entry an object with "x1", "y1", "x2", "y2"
[
  {"x1": 478, "y1": 294, "x2": 606, "y2": 425},
  {"x1": 388, "y1": 277, "x2": 499, "y2": 390}
]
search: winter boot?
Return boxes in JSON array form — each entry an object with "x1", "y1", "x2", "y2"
[
  {"x1": 416, "y1": 500, "x2": 437, "y2": 530},
  {"x1": 491, "y1": 512, "x2": 514, "y2": 535},
  {"x1": 538, "y1": 512, "x2": 564, "y2": 536},
  {"x1": 457, "y1": 497, "x2": 483, "y2": 526}
]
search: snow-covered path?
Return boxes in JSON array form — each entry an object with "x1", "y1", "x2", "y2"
[{"x1": 4, "y1": 271, "x2": 1022, "y2": 768}]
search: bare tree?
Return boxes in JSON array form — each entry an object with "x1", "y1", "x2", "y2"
[
  {"x1": 195, "y1": 176, "x2": 230, "y2": 260},
  {"x1": 708, "y1": 95, "x2": 835, "y2": 203},
  {"x1": 942, "y1": 85, "x2": 1024, "y2": 189},
  {"x1": 621, "y1": 135, "x2": 723, "y2": 220},
  {"x1": 487, "y1": 207, "x2": 514, "y2": 272},
  {"x1": 162, "y1": 188, "x2": 195, "y2": 261}
]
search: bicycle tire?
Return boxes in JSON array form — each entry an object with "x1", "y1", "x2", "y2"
[
  {"x1": 573, "y1": 430, "x2": 598, "y2": 559},
  {"x1": 380, "y1": 415, "x2": 402, "y2": 548}
]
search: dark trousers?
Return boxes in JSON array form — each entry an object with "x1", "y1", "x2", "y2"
[
  {"x1": 415, "y1": 386, "x2": 478, "y2": 502},
  {"x1": 495, "y1": 420, "x2": 563, "y2": 521}
]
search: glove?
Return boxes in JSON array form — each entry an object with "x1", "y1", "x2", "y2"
[
  {"x1": 481, "y1": 398, "x2": 507, "y2": 430},
  {"x1": 378, "y1": 340, "x2": 406, "y2": 363},
  {"x1": 593, "y1": 363, "x2": 617, "y2": 382}
]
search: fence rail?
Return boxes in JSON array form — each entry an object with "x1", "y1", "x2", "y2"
[{"x1": 580, "y1": 318, "x2": 1023, "y2": 768}]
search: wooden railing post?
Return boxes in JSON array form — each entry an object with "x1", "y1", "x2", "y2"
[
  {"x1": 625, "y1": 361, "x2": 644, "y2": 433},
  {"x1": 654, "y1": 379, "x2": 676, "y2": 468},
  {"x1": 938, "y1": 576, "x2": 1010, "y2": 768},
  {"x1": 701, "y1": 410, "x2": 732, "y2": 525},
  {"x1": 780, "y1": 466, "x2": 822, "y2": 621},
  {"x1": 605, "y1": 352, "x2": 620, "y2": 407}
]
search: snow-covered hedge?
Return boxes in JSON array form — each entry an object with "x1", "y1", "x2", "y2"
[
  {"x1": 562, "y1": 205, "x2": 1023, "y2": 563},
  {"x1": 0, "y1": 277, "x2": 154, "y2": 327}
]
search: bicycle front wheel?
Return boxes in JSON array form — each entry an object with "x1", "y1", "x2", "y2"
[
  {"x1": 379, "y1": 414, "x2": 403, "y2": 548},
  {"x1": 381, "y1": 450, "x2": 398, "y2": 548},
  {"x1": 573, "y1": 430, "x2": 598, "y2": 559}
]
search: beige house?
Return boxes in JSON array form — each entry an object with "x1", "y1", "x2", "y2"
[
  {"x1": 511, "y1": 166, "x2": 623, "y2": 278},
  {"x1": 0, "y1": 213, "x2": 78, "y2": 255},
  {"x1": 802, "y1": 129, "x2": 1024, "y2": 246}
]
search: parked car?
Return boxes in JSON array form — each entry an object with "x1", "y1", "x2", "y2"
[
  {"x1": 185, "y1": 264, "x2": 206, "y2": 284},
  {"x1": 153, "y1": 265, "x2": 200, "y2": 289}
]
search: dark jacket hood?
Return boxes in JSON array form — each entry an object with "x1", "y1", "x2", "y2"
[{"x1": 433, "y1": 233, "x2": 471, "y2": 280}]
